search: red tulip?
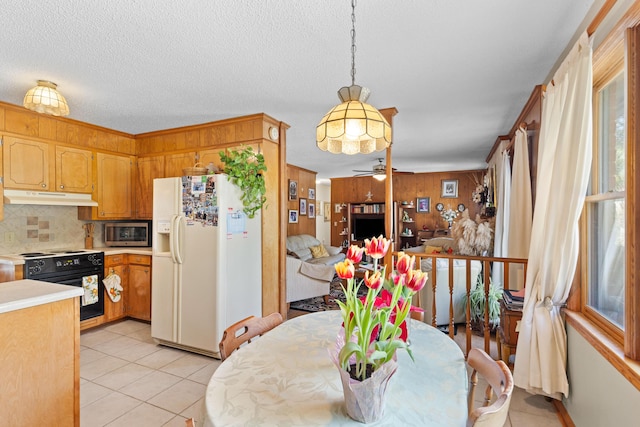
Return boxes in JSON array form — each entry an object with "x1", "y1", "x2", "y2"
[
  {"x1": 405, "y1": 269, "x2": 428, "y2": 292},
  {"x1": 346, "y1": 245, "x2": 365, "y2": 264},
  {"x1": 335, "y1": 259, "x2": 355, "y2": 280},
  {"x1": 364, "y1": 270, "x2": 383, "y2": 290},
  {"x1": 395, "y1": 252, "x2": 415, "y2": 275},
  {"x1": 364, "y1": 235, "x2": 391, "y2": 259}
]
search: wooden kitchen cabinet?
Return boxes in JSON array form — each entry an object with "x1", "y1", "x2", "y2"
[
  {"x1": 103, "y1": 254, "x2": 127, "y2": 322},
  {"x1": 2, "y1": 136, "x2": 50, "y2": 190},
  {"x1": 165, "y1": 152, "x2": 197, "y2": 177},
  {"x1": 127, "y1": 255, "x2": 152, "y2": 321},
  {"x1": 55, "y1": 145, "x2": 93, "y2": 193},
  {"x1": 79, "y1": 152, "x2": 134, "y2": 219},
  {"x1": 1, "y1": 293, "x2": 80, "y2": 426},
  {"x1": 135, "y1": 155, "x2": 164, "y2": 219}
]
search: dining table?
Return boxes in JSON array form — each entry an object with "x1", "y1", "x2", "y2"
[{"x1": 201, "y1": 310, "x2": 469, "y2": 426}]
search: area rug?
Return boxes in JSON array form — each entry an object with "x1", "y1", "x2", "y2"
[{"x1": 289, "y1": 277, "x2": 366, "y2": 313}]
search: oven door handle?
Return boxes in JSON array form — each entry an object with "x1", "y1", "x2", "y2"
[{"x1": 170, "y1": 214, "x2": 184, "y2": 265}]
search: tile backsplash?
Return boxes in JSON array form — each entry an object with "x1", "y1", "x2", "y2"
[{"x1": 0, "y1": 205, "x2": 105, "y2": 254}]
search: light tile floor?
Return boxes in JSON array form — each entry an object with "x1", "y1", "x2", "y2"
[
  {"x1": 80, "y1": 320, "x2": 220, "y2": 426},
  {"x1": 80, "y1": 316, "x2": 563, "y2": 426}
]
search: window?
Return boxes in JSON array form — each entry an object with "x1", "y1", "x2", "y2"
[{"x1": 586, "y1": 72, "x2": 625, "y2": 330}]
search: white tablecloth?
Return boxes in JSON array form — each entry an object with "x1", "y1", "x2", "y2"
[{"x1": 203, "y1": 310, "x2": 468, "y2": 426}]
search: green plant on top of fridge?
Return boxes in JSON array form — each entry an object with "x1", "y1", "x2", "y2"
[{"x1": 219, "y1": 146, "x2": 267, "y2": 219}]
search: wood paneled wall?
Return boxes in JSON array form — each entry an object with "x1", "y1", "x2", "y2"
[
  {"x1": 0, "y1": 101, "x2": 135, "y2": 152},
  {"x1": 330, "y1": 170, "x2": 485, "y2": 246},
  {"x1": 286, "y1": 164, "x2": 317, "y2": 237},
  {"x1": 0, "y1": 101, "x2": 289, "y2": 317}
]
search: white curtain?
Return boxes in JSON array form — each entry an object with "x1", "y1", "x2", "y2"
[
  {"x1": 507, "y1": 128, "x2": 532, "y2": 290},
  {"x1": 513, "y1": 31, "x2": 593, "y2": 399},
  {"x1": 492, "y1": 149, "x2": 511, "y2": 287}
]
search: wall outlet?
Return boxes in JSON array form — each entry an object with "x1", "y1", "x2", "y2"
[{"x1": 4, "y1": 232, "x2": 15, "y2": 244}]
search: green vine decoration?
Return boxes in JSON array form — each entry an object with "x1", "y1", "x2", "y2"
[{"x1": 219, "y1": 146, "x2": 267, "y2": 219}]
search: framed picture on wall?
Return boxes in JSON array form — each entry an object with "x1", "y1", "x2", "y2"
[
  {"x1": 289, "y1": 180, "x2": 298, "y2": 201},
  {"x1": 417, "y1": 197, "x2": 430, "y2": 213},
  {"x1": 289, "y1": 210, "x2": 298, "y2": 223},
  {"x1": 441, "y1": 179, "x2": 458, "y2": 198},
  {"x1": 308, "y1": 203, "x2": 315, "y2": 218},
  {"x1": 308, "y1": 188, "x2": 315, "y2": 200},
  {"x1": 299, "y1": 198, "x2": 307, "y2": 215},
  {"x1": 324, "y1": 202, "x2": 332, "y2": 222}
]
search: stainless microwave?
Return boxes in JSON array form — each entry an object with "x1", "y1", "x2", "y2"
[{"x1": 104, "y1": 222, "x2": 151, "y2": 247}]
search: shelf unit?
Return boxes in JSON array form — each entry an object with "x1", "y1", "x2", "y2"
[
  {"x1": 348, "y1": 203, "x2": 385, "y2": 248},
  {"x1": 397, "y1": 203, "x2": 418, "y2": 248}
]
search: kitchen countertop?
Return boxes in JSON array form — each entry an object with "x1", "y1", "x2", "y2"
[
  {"x1": 0, "y1": 279, "x2": 84, "y2": 314},
  {"x1": 102, "y1": 247, "x2": 152, "y2": 256},
  {"x1": 0, "y1": 247, "x2": 153, "y2": 266}
]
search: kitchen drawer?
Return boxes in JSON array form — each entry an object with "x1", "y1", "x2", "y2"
[
  {"x1": 104, "y1": 254, "x2": 127, "y2": 266},
  {"x1": 129, "y1": 254, "x2": 151, "y2": 266}
]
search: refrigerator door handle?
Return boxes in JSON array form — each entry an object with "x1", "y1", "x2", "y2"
[
  {"x1": 173, "y1": 215, "x2": 185, "y2": 264},
  {"x1": 169, "y1": 214, "x2": 180, "y2": 264}
]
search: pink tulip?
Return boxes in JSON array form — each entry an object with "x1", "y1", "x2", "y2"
[
  {"x1": 395, "y1": 252, "x2": 415, "y2": 275},
  {"x1": 405, "y1": 269, "x2": 428, "y2": 292},
  {"x1": 335, "y1": 260, "x2": 355, "y2": 280},
  {"x1": 363, "y1": 270, "x2": 383, "y2": 290},
  {"x1": 364, "y1": 235, "x2": 390, "y2": 259},
  {"x1": 390, "y1": 271, "x2": 405, "y2": 287},
  {"x1": 346, "y1": 245, "x2": 365, "y2": 264}
]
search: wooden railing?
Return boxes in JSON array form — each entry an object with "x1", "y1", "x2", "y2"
[{"x1": 393, "y1": 251, "x2": 528, "y2": 357}]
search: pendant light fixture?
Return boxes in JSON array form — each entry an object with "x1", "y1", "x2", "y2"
[
  {"x1": 316, "y1": 0, "x2": 391, "y2": 155},
  {"x1": 23, "y1": 80, "x2": 70, "y2": 116}
]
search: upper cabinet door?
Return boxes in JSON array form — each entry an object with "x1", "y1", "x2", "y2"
[
  {"x1": 96, "y1": 152, "x2": 133, "y2": 218},
  {"x1": 165, "y1": 152, "x2": 196, "y2": 177},
  {"x1": 3, "y1": 136, "x2": 50, "y2": 190},
  {"x1": 55, "y1": 145, "x2": 93, "y2": 193},
  {"x1": 135, "y1": 155, "x2": 164, "y2": 219}
]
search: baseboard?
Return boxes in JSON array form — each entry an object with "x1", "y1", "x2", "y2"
[{"x1": 552, "y1": 399, "x2": 575, "y2": 427}]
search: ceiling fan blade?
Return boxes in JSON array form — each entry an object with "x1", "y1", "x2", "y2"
[
  {"x1": 352, "y1": 169, "x2": 372, "y2": 173},
  {"x1": 353, "y1": 172, "x2": 373, "y2": 176}
]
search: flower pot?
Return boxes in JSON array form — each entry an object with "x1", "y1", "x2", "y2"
[
  {"x1": 336, "y1": 360, "x2": 397, "y2": 423},
  {"x1": 329, "y1": 330, "x2": 398, "y2": 423}
]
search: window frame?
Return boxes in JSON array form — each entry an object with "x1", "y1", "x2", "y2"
[
  {"x1": 570, "y1": 5, "x2": 640, "y2": 376},
  {"x1": 582, "y1": 63, "x2": 625, "y2": 345}
]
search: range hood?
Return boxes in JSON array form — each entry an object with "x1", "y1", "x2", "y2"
[{"x1": 3, "y1": 189, "x2": 98, "y2": 207}]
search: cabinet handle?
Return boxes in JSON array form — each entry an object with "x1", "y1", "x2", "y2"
[
  {"x1": 60, "y1": 184, "x2": 64, "y2": 189},
  {"x1": 41, "y1": 183, "x2": 46, "y2": 188}
]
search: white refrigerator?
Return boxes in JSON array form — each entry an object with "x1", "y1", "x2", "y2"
[{"x1": 151, "y1": 174, "x2": 262, "y2": 358}]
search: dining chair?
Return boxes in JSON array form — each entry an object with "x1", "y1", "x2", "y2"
[
  {"x1": 466, "y1": 347, "x2": 514, "y2": 427},
  {"x1": 219, "y1": 312, "x2": 284, "y2": 360}
]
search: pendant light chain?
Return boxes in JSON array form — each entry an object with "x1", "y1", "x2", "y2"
[{"x1": 350, "y1": 0, "x2": 357, "y2": 86}]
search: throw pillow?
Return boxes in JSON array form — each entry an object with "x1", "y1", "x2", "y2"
[
  {"x1": 310, "y1": 244, "x2": 330, "y2": 258},
  {"x1": 424, "y1": 245, "x2": 443, "y2": 254}
]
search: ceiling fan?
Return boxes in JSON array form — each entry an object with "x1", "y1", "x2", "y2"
[{"x1": 353, "y1": 158, "x2": 413, "y2": 180}]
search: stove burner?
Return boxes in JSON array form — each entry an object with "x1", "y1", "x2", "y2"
[{"x1": 19, "y1": 252, "x2": 53, "y2": 257}]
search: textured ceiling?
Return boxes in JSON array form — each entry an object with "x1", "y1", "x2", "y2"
[{"x1": 0, "y1": 0, "x2": 597, "y2": 180}]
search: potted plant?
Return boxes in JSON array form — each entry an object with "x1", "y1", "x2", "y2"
[
  {"x1": 331, "y1": 239, "x2": 426, "y2": 423},
  {"x1": 219, "y1": 146, "x2": 267, "y2": 219},
  {"x1": 465, "y1": 275, "x2": 503, "y2": 333}
]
